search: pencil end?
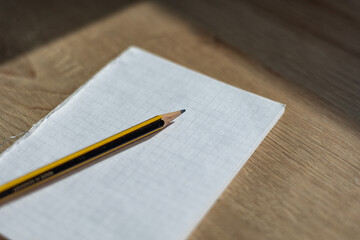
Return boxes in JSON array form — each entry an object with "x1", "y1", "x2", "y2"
[{"x1": 161, "y1": 109, "x2": 186, "y2": 125}]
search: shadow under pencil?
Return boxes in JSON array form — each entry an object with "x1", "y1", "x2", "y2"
[{"x1": 0, "y1": 125, "x2": 170, "y2": 207}]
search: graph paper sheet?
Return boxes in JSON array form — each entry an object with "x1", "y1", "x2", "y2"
[{"x1": 0, "y1": 47, "x2": 284, "y2": 240}]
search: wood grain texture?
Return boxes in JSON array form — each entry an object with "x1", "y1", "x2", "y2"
[
  {"x1": 0, "y1": 1, "x2": 359, "y2": 240},
  {"x1": 160, "y1": 0, "x2": 360, "y2": 121}
]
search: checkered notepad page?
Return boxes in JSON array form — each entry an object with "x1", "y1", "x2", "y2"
[{"x1": 0, "y1": 47, "x2": 284, "y2": 240}]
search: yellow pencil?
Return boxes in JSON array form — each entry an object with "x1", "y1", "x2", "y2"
[{"x1": 0, "y1": 109, "x2": 185, "y2": 203}]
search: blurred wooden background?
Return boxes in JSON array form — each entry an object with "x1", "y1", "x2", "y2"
[{"x1": 1, "y1": 0, "x2": 359, "y2": 239}]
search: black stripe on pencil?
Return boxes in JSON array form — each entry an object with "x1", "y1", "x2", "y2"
[{"x1": 0, "y1": 109, "x2": 185, "y2": 203}]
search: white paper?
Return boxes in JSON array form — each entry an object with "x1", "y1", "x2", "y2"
[{"x1": 0, "y1": 47, "x2": 284, "y2": 240}]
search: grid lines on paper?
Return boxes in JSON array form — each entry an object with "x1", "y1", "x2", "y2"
[{"x1": 0, "y1": 47, "x2": 284, "y2": 240}]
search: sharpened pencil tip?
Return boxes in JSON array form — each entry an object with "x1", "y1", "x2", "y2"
[{"x1": 162, "y1": 110, "x2": 185, "y2": 125}]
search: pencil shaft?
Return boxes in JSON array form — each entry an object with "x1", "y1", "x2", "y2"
[{"x1": 0, "y1": 116, "x2": 165, "y2": 202}]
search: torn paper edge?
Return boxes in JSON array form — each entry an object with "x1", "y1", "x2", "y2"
[{"x1": 0, "y1": 47, "x2": 130, "y2": 160}]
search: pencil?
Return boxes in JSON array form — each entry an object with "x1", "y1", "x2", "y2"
[{"x1": 0, "y1": 109, "x2": 185, "y2": 203}]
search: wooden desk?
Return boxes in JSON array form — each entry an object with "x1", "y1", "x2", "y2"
[{"x1": 1, "y1": 1, "x2": 359, "y2": 239}]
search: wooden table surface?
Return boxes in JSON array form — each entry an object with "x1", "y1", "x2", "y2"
[{"x1": 1, "y1": 0, "x2": 359, "y2": 239}]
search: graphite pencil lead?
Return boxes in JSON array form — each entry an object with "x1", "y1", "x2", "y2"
[{"x1": 161, "y1": 110, "x2": 185, "y2": 125}]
